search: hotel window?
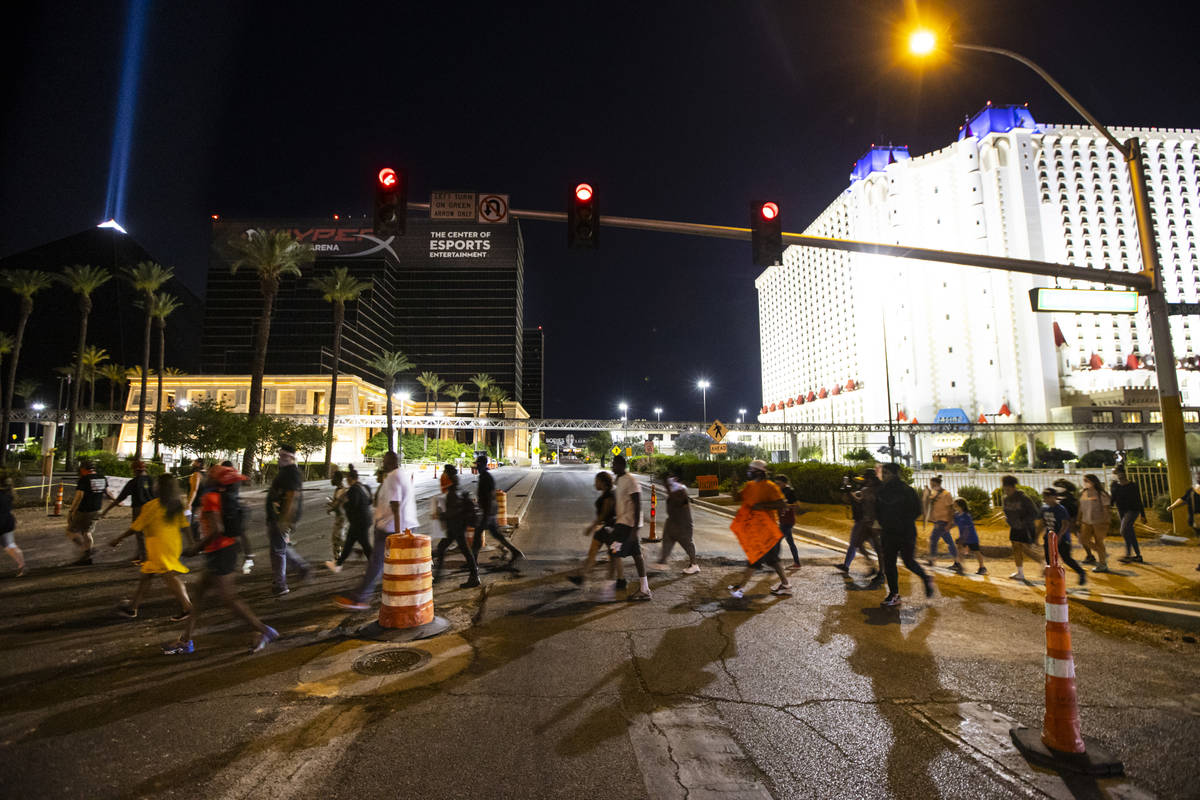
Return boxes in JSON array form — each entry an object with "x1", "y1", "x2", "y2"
[
  {"x1": 277, "y1": 390, "x2": 296, "y2": 414},
  {"x1": 1092, "y1": 411, "x2": 1114, "y2": 423},
  {"x1": 218, "y1": 390, "x2": 236, "y2": 409},
  {"x1": 1120, "y1": 411, "x2": 1142, "y2": 424}
]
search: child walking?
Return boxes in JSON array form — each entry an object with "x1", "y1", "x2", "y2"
[
  {"x1": 110, "y1": 474, "x2": 193, "y2": 620},
  {"x1": 950, "y1": 499, "x2": 987, "y2": 575}
]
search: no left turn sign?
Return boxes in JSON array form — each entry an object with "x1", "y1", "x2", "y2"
[{"x1": 477, "y1": 193, "x2": 510, "y2": 223}]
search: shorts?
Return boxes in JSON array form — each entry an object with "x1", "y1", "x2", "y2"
[
  {"x1": 592, "y1": 525, "x2": 619, "y2": 546},
  {"x1": 612, "y1": 524, "x2": 641, "y2": 558},
  {"x1": 956, "y1": 535, "x2": 980, "y2": 552},
  {"x1": 1008, "y1": 526, "x2": 1035, "y2": 545},
  {"x1": 204, "y1": 545, "x2": 239, "y2": 576},
  {"x1": 68, "y1": 511, "x2": 100, "y2": 535},
  {"x1": 1, "y1": 530, "x2": 14, "y2": 548},
  {"x1": 750, "y1": 539, "x2": 783, "y2": 568}
]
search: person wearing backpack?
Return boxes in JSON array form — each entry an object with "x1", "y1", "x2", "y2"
[
  {"x1": 163, "y1": 465, "x2": 277, "y2": 655},
  {"x1": 326, "y1": 467, "x2": 374, "y2": 573},
  {"x1": 432, "y1": 466, "x2": 481, "y2": 589},
  {"x1": 922, "y1": 476, "x2": 963, "y2": 573}
]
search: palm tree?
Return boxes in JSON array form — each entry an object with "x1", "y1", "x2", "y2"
[
  {"x1": 310, "y1": 267, "x2": 372, "y2": 475},
  {"x1": 367, "y1": 350, "x2": 414, "y2": 453},
  {"x1": 126, "y1": 261, "x2": 174, "y2": 460},
  {"x1": 79, "y1": 345, "x2": 109, "y2": 446},
  {"x1": 99, "y1": 363, "x2": 128, "y2": 410},
  {"x1": 227, "y1": 229, "x2": 314, "y2": 473},
  {"x1": 486, "y1": 385, "x2": 510, "y2": 416},
  {"x1": 60, "y1": 265, "x2": 112, "y2": 469},
  {"x1": 416, "y1": 371, "x2": 444, "y2": 457},
  {"x1": 148, "y1": 292, "x2": 182, "y2": 460},
  {"x1": 0, "y1": 333, "x2": 12, "y2": 430},
  {"x1": 445, "y1": 384, "x2": 466, "y2": 417},
  {"x1": 12, "y1": 378, "x2": 40, "y2": 446},
  {"x1": 1, "y1": 270, "x2": 53, "y2": 449},
  {"x1": 470, "y1": 373, "x2": 493, "y2": 418}
]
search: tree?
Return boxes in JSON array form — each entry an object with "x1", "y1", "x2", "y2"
[
  {"x1": 470, "y1": 373, "x2": 493, "y2": 418},
  {"x1": 60, "y1": 264, "x2": 112, "y2": 469},
  {"x1": 0, "y1": 333, "x2": 11, "y2": 430},
  {"x1": 959, "y1": 436, "x2": 995, "y2": 466},
  {"x1": 445, "y1": 383, "x2": 466, "y2": 417},
  {"x1": 147, "y1": 292, "x2": 182, "y2": 461},
  {"x1": 417, "y1": 371, "x2": 444, "y2": 415},
  {"x1": 13, "y1": 378, "x2": 39, "y2": 405},
  {"x1": 226, "y1": 229, "x2": 314, "y2": 474},
  {"x1": 98, "y1": 363, "x2": 127, "y2": 411},
  {"x1": 310, "y1": 267, "x2": 371, "y2": 476},
  {"x1": 843, "y1": 447, "x2": 874, "y2": 463},
  {"x1": 486, "y1": 385, "x2": 509, "y2": 415},
  {"x1": 585, "y1": 431, "x2": 613, "y2": 460},
  {"x1": 152, "y1": 398, "x2": 250, "y2": 461},
  {"x1": 674, "y1": 431, "x2": 715, "y2": 457},
  {"x1": 1, "y1": 270, "x2": 53, "y2": 453},
  {"x1": 79, "y1": 345, "x2": 109, "y2": 447},
  {"x1": 126, "y1": 261, "x2": 174, "y2": 460},
  {"x1": 797, "y1": 444, "x2": 824, "y2": 461},
  {"x1": 367, "y1": 350, "x2": 414, "y2": 452}
]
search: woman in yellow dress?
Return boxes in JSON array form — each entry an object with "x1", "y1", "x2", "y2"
[{"x1": 109, "y1": 474, "x2": 193, "y2": 620}]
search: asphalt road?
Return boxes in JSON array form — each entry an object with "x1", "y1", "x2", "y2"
[{"x1": 0, "y1": 465, "x2": 1197, "y2": 799}]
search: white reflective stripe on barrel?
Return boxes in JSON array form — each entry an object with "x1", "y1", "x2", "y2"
[
  {"x1": 382, "y1": 588, "x2": 434, "y2": 607},
  {"x1": 384, "y1": 562, "x2": 429, "y2": 576},
  {"x1": 385, "y1": 548, "x2": 426, "y2": 561},
  {"x1": 1045, "y1": 602, "x2": 1070, "y2": 623},
  {"x1": 1045, "y1": 655, "x2": 1076, "y2": 679}
]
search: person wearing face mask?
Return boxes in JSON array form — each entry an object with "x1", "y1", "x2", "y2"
[
  {"x1": 649, "y1": 468, "x2": 700, "y2": 575},
  {"x1": 266, "y1": 445, "x2": 310, "y2": 596}
]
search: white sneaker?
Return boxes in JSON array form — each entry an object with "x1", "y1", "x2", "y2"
[
  {"x1": 324, "y1": 560, "x2": 342, "y2": 573},
  {"x1": 727, "y1": 585, "x2": 744, "y2": 599},
  {"x1": 648, "y1": 562, "x2": 670, "y2": 573},
  {"x1": 682, "y1": 564, "x2": 701, "y2": 575},
  {"x1": 1009, "y1": 571, "x2": 1025, "y2": 581},
  {"x1": 769, "y1": 583, "x2": 793, "y2": 596}
]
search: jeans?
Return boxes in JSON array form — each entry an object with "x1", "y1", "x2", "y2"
[
  {"x1": 843, "y1": 520, "x2": 882, "y2": 569},
  {"x1": 350, "y1": 526, "x2": 393, "y2": 604},
  {"x1": 267, "y1": 519, "x2": 309, "y2": 590},
  {"x1": 928, "y1": 520, "x2": 957, "y2": 558},
  {"x1": 434, "y1": 523, "x2": 479, "y2": 582},
  {"x1": 471, "y1": 514, "x2": 521, "y2": 560},
  {"x1": 881, "y1": 528, "x2": 928, "y2": 597},
  {"x1": 1119, "y1": 511, "x2": 1142, "y2": 557},
  {"x1": 1044, "y1": 533, "x2": 1086, "y2": 578},
  {"x1": 779, "y1": 524, "x2": 800, "y2": 565}
]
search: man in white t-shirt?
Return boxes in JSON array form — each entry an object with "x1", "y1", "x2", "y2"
[
  {"x1": 607, "y1": 455, "x2": 651, "y2": 601},
  {"x1": 335, "y1": 451, "x2": 419, "y2": 610}
]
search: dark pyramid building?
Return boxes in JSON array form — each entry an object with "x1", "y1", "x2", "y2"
[{"x1": 0, "y1": 226, "x2": 203, "y2": 405}]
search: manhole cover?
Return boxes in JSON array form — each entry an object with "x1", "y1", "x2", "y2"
[{"x1": 352, "y1": 647, "x2": 431, "y2": 676}]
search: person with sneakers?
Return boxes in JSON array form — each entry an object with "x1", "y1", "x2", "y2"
[
  {"x1": 1078, "y1": 474, "x2": 1112, "y2": 573},
  {"x1": 650, "y1": 468, "x2": 700, "y2": 575},
  {"x1": 326, "y1": 467, "x2": 373, "y2": 573},
  {"x1": 1039, "y1": 487, "x2": 1087, "y2": 586},
  {"x1": 608, "y1": 455, "x2": 652, "y2": 601},
  {"x1": 471, "y1": 455, "x2": 524, "y2": 565},
  {"x1": 950, "y1": 498, "x2": 986, "y2": 575},
  {"x1": 0, "y1": 470, "x2": 25, "y2": 577},
  {"x1": 875, "y1": 462, "x2": 934, "y2": 606},
  {"x1": 1001, "y1": 476, "x2": 1043, "y2": 582},
  {"x1": 726, "y1": 459, "x2": 792, "y2": 600},
  {"x1": 65, "y1": 459, "x2": 110, "y2": 566},
  {"x1": 839, "y1": 468, "x2": 883, "y2": 579},
  {"x1": 100, "y1": 460, "x2": 156, "y2": 563},
  {"x1": 165, "y1": 465, "x2": 276, "y2": 655},
  {"x1": 334, "y1": 451, "x2": 419, "y2": 611},
  {"x1": 109, "y1": 474, "x2": 192, "y2": 620},
  {"x1": 432, "y1": 466, "x2": 481, "y2": 589},
  {"x1": 772, "y1": 474, "x2": 802, "y2": 571},
  {"x1": 266, "y1": 445, "x2": 310, "y2": 596},
  {"x1": 568, "y1": 471, "x2": 617, "y2": 591},
  {"x1": 922, "y1": 476, "x2": 962, "y2": 572},
  {"x1": 1052, "y1": 479, "x2": 1087, "y2": 562},
  {"x1": 1111, "y1": 468, "x2": 1146, "y2": 564},
  {"x1": 326, "y1": 469, "x2": 349, "y2": 563}
]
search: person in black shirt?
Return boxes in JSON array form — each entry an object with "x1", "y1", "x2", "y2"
[
  {"x1": 66, "y1": 459, "x2": 110, "y2": 566},
  {"x1": 0, "y1": 470, "x2": 24, "y2": 576},
  {"x1": 432, "y1": 466, "x2": 481, "y2": 589},
  {"x1": 1110, "y1": 468, "x2": 1146, "y2": 564},
  {"x1": 326, "y1": 466, "x2": 374, "y2": 572},
  {"x1": 471, "y1": 455, "x2": 523, "y2": 564},
  {"x1": 101, "y1": 460, "x2": 157, "y2": 563},
  {"x1": 266, "y1": 445, "x2": 309, "y2": 595},
  {"x1": 874, "y1": 462, "x2": 934, "y2": 607}
]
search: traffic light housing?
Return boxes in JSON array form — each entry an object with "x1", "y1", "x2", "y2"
[
  {"x1": 374, "y1": 167, "x2": 407, "y2": 237},
  {"x1": 568, "y1": 182, "x2": 598, "y2": 249},
  {"x1": 751, "y1": 201, "x2": 782, "y2": 267}
]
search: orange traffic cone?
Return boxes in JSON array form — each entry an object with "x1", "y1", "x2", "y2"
[
  {"x1": 1010, "y1": 531, "x2": 1123, "y2": 776},
  {"x1": 643, "y1": 485, "x2": 658, "y2": 542}
]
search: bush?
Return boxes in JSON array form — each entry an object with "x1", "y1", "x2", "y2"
[
  {"x1": 75, "y1": 450, "x2": 165, "y2": 478},
  {"x1": 1153, "y1": 493, "x2": 1173, "y2": 523},
  {"x1": 991, "y1": 484, "x2": 1040, "y2": 509},
  {"x1": 1078, "y1": 449, "x2": 1117, "y2": 468},
  {"x1": 957, "y1": 484, "x2": 991, "y2": 520},
  {"x1": 842, "y1": 447, "x2": 873, "y2": 463}
]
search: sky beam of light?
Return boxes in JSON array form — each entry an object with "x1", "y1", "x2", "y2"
[{"x1": 103, "y1": 0, "x2": 150, "y2": 225}]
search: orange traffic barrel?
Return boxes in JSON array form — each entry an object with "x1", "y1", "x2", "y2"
[
  {"x1": 495, "y1": 490, "x2": 508, "y2": 526},
  {"x1": 378, "y1": 531, "x2": 434, "y2": 629}
]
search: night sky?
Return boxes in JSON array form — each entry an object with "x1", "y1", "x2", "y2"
[{"x1": 3, "y1": 1, "x2": 1197, "y2": 422}]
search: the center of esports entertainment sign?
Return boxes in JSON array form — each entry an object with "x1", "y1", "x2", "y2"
[{"x1": 428, "y1": 229, "x2": 492, "y2": 258}]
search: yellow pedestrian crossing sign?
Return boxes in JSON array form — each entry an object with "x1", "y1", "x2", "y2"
[
  {"x1": 611, "y1": 446, "x2": 621, "y2": 456},
  {"x1": 707, "y1": 419, "x2": 728, "y2": 443}
]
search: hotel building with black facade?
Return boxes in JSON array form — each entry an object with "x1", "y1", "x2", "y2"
[{"x1": 201, "y1": 216, "x2": 532, "y2": 410}]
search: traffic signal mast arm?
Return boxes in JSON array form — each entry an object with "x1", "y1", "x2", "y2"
[{"x1": 407, "y1": 200, "x2": 1151, "y2": 290}]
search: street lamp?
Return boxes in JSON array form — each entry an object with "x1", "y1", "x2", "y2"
[
  {"x1": 618, "y1": 401, "x2": 628, "y2": 438},
  {"x1": 654, "y1": 406, "x2": 662, "y2": 422},
  {"x1": 738, "y1": 408, "x2": 746, "y2": 424},
  {"x1": 394, "y1": 391, "x2": 411, "y2": 465},
  {"x1": 909, "y1": 29, "x2": 1192, "y2": 534},
  {"x1": 696, "y1": 379, "x2": 710, "y2": 421}
]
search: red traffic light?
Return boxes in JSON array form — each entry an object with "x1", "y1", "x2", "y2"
[
  {"x1": 760, "y1": 201, "x2": 779, "y2": 221},
  {"x1": 575, "y1": 183, "x2": 593, "y2": 202},
  {"x1": 378, "y1": 167, "x2": 398, "y2": 188}
]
